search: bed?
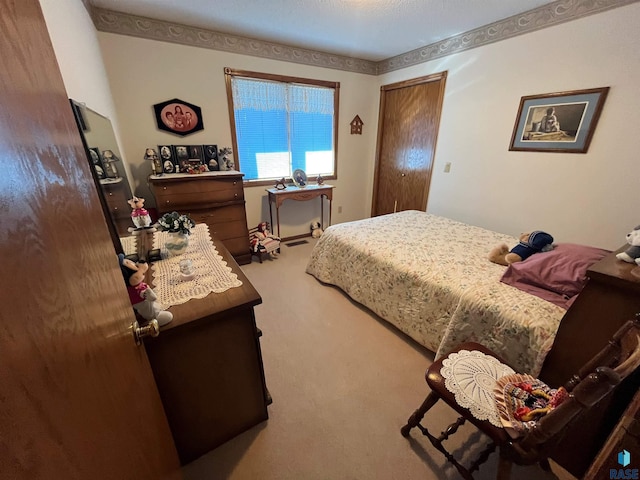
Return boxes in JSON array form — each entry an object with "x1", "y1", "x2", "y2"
[{"x1": 306, "y1": 211, "x2": 606, "y2": 376}]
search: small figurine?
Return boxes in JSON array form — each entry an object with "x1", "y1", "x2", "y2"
[
  {"x1": 274, "y1": 177, "x2": 287, "y2": 190},
  {"x1": 616, "y1": 225, "x2": 640, "y2": 265},
  {"x1": 251, "y1": 222, "x2": 281, "y2": 258},
  {"x1": 118, "y1": 254, "x2": 173, "y2": 327},
  {"x1": 218, "y1": 147, "x2": 235, "y2": 171},
  {"x1": 316, "y1": 174, "x2": 324, "y2": 185},
  {"x1": 101, "y1": 149, "x2": 120, "y2": 178},
  {"x1": 310, "y1": 221, "x2": 324, "y2": 238},
  {"x1": 179, "y1": 258, "x2": 195, "y2": 281},
  {"x1": 128, "y1": 196, "x2": 152, "y2": 230},
  {"x1": 144, "y1": 147, "x2": 162, "y2": 175}
]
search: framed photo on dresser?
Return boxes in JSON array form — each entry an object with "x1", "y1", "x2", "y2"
[
  {"x1": 203, "y1": 144, "x2": 219, "y2": 171},
  {"x1": 158, "y1": 144, "x2": 177, "y2": 173}
]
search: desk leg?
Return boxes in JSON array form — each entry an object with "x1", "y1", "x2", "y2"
[
  {"x1": 275, "y1": 204, "x2": 281, "y2": 239},
  {"x1": 320, "y1": 195, "x2": 325, "y2": 231},
  {"x1": 328, "y1": 197, "x2": 332, "y2": 227},
  {"x1": 268, "y1": 197, "x2": 274, "y2": 234}
]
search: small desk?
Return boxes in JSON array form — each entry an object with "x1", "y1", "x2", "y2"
[{"x1": 266, "y1": 184, "x2": 334, "y2": 238}]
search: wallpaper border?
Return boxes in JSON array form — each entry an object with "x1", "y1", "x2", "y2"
[{"x1": 91, "y1": 0, "x2": 638, "y2": 76}]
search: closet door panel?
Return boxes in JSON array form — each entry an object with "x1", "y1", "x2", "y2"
[{"x1": 372, "y1": 73, "x2": 447, "y2": 216}]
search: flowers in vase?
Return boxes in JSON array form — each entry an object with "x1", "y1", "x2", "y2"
[{"x1": 156, "y1": 211, "x2": 195, "y2": 235}]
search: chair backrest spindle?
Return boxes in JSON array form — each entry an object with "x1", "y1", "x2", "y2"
[{"x1": 521, "y1": 318, "x2": 640, "y2": 452}]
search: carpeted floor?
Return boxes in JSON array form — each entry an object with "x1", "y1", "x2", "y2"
[{"x1": 182, "y1": 239, "x2": 576, "y2": 480}]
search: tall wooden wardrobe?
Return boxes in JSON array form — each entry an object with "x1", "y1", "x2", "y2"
[{"x1": 371, "y1": 72, "x2": 447, "y2": 216}]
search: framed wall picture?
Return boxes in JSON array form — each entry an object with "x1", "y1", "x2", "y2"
[
  {"x1": 509, "y1": 87, "x2": 609, "y2": 153},
  {"x1": 203, "y1": 144, "x2": 219, "y2": 171},
  {"x1": 153, "y1": 98, "x2": 204, "y2": 137}
]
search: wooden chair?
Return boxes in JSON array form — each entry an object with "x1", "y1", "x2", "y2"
[
  {"x1": 249, "y1": 222, "x2": 281, "y2": 263},
  {"x1": 400, "y1": 317, "x2": 640, "y2": 480}
]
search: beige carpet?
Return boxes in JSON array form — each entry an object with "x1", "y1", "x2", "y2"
[{"x1": 182, "y1": 239, "x2": 576, "y2": 480}]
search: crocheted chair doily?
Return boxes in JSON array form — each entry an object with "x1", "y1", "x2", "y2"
[{"x1": 441, "y1": 349, "x2": 515, "y2": 427}]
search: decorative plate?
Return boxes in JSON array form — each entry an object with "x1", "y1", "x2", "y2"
[{"x1": 292, "y1": 169, "x2": 307, "y2": 188}]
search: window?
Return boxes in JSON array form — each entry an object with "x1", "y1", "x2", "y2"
[{"x1": 225, "y1": 68, "x2": 339, "y2": 184}]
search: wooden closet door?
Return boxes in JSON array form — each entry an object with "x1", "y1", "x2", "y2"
[{"x1": 371, "y1": 72, "x2": 447, "y2": 216}]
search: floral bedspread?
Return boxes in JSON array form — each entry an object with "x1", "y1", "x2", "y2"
[{"x1": 305, "y1": 211, "x2": 566, "y2": 375}]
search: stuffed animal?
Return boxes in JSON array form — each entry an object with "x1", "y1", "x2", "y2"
[
  {"x1": 128, "y1": 196, "x2": 152, "y2": 230},
  {"x1": 616, "y1": 225, "x2": 640, "y2": 265},
  {"x1": 310, "y1": 221, "x2": 323, "y2": 238},
  {"x1": 118, "y1": 253, "x2": 173, "y2": 326},
  {"x1": 488, "y1": 230, "x2": 554, "y2": 266},
  {"x1": 251, "y1": 222, "x2": 281, "y2": 257}
]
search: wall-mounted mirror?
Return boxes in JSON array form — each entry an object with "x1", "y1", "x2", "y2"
[{"x1": 70, "y1": 99, "x2": 133, "y2": 254}]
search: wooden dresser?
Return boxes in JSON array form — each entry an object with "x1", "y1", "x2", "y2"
[
  {"x1": 143, "y1": 237, "x2": 269, "y2": 465},
  {"x1": 539, "y1": 246, "x2": 640, "y2": 478},
  {"x1": 149, "y1": 171, "x2": 251, "y2": 265},
  {"x1": 100, "y1": 177, "x2": 133, "y2": 236}
]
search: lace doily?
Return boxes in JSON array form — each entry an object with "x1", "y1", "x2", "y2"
[
  {"x1": 120, "y1": 235, "x2": 137, "y2": 256},
  {"x1": 441, "y1": 350, "x2": 515, "y2": 427},
  {"x1": 151, "y1": 224, "x2": 242, "y2": 308}
]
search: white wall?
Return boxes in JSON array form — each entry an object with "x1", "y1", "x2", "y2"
[
  {"x1": 378, "y1": 3, "x2": 640, "y2": 249},
  {"x1": 97, "y1": 34, "x2": 379, "y2": 238},
  {"x1": 39, "y1": 0, "x2": 132, "y2": 182},
  {"x1": 46, "y1": 1, "x2": 639, "y2": 248}
]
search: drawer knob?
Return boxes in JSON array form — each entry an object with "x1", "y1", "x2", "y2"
[
  {"x1": 234, "y1": 193, "x2": 238, "y2": 198},
  {"x1": 166, "y1": 200, "x2": 170, "y2": 204},
  {"x1": 113, "y1": 206, "x2": 118, "y2": 211},
  {"x1": 163, "y1": 186, "x2": 167, "y2": 190},
  {"x1": 233, "y1": 181, "x2": 237, "y2": 185}
]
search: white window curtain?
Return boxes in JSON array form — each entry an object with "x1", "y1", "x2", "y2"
[{"x1": 232, "y1": 78, "x2": 334, "y2": 115}]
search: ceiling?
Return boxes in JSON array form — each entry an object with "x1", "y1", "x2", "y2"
[{"x1": 89, "y1": 0, "x2": 557, "y2": 62}]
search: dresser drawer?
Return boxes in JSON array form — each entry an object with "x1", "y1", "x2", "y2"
[
  {"x1": 156, "y1": 190, "x2": 243, "y2": 210},
  {"x1": 154, "y1": 178, "x2": 243, "y2": 201},
  {"x1": 188, "y1": 204, "x2": 246, "y2": 224}
]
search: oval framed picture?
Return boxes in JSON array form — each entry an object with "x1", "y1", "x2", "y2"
[{"x1": 292, "y1": 169, "x2": 307, "y2": 188}]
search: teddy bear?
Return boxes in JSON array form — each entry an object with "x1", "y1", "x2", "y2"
[
  {"x1": 118, "y1": 253, "x2": 173, "y2": 327},
  {"x1": 616, "y1": 225, "x2": 640, "y2": 265},
  {"x1": 310, "y1": 221, "x2": 324, "y2": 238},
  {"x1": 128, "y1": 196, "x2": 152, "y2": 230},
  {"x1": 488, "y1": 230, "x2": 554, "y2": 266}
]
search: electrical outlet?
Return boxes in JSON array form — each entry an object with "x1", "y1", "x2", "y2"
[
  {"x1": 338, "y1": 206, "x2": 343, "y2": 214},
  {"x1": 444, "y1": 162, "x2": 451, "y2": 173}
]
